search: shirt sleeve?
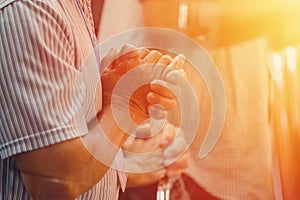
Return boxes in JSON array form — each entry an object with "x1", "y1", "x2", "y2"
[{"x1": 0, "y1": 0, "x2": 88, "y2": 159}]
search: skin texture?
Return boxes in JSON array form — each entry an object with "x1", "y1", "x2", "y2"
[
  {"x1": 122, "y1": 50, "x2": 189, "y2": 188},
  {"x1": 14, "y1": 47, "x2": 186, "y2": 199}
]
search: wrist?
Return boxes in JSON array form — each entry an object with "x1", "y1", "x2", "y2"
[{"x1": 97, "y1": 106, "x2": 128, "y2": 146}]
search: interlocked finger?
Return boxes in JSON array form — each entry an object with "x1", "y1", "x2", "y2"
[
  {"x1": 146, "y1": 92, "x2": 176, "y2": 111},
  {"x1": 143, "y1": 50, "x2": 163, "y2": 64},
  {"x1": 150, "y1": 55, "x2": 173, "y2": 78},
  {"x1": 161, "y1": 54, "x2": 185, "y2": 80},
  {"x1": 113, "y1": 46, "x2": 149, "y2": 70}
]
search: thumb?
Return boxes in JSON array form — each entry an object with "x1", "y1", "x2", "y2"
[
  {"x1": 163, "y1": 128, "x2": 186, "y2": 162},
  {"x1": 160, "y1": 123, "x2": 176, "y2": 148},
  {"x1": 100, "y1": 48, "x2": 118, "y2": 73}
]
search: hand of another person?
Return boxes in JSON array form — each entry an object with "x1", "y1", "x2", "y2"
[
  {"x1": 100, "y1": 45, "x2": 185, "y2": 124},
  {"x1": 123, "y1": 122, "x2": 188, "y2": 187},
  {"x1": 162, "y1": 128, "x2": 188, "y2": 179}
]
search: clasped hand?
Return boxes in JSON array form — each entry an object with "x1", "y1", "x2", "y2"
[
  {"x1": 100, "y1": 45, "x2": 188, "y2": 186},
  {"x1": 100, "y1": 45, "x2": 185, "y2": 124}
]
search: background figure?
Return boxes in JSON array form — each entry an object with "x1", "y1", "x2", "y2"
[
  {"x1": 268, "y1": 46, "x2": 300, "y2": 199},
  {"x1": 99, "y1": 0, "x2": 300, "y2": 199}
]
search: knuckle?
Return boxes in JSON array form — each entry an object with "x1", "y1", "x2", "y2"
[{"x1": 151, "y1": 50, "x2": 163, "y2": 56}]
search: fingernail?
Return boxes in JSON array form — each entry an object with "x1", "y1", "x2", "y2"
[
  {"x1": 146, "y1": 92, "x2": 155, "y2": 103},
  {"x1": 135, "y1": 123, "x2": 151, "y2": 138},
  {"x1": 176, "y1": 54, "x2": 185, "y2": 66},
  {"x1": 178, "y1": 54, "x2": 185, "y2": 59},
  {"x1": 166, "y1": 73, "x2": 176, "y2": 83}
]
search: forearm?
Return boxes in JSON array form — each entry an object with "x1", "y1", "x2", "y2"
[
  {"x1": 15, "y1": 106, "x2": 128, "y2": 199},
  {"x1": 15, "y1": 138, "x2": 109, "y2": 199},
  {"x1": 81, "y1": 106, "x2": 128, "y2": 164},
  {"x1": 126, "y1": 170, "x2": 166, "y2": 188}
]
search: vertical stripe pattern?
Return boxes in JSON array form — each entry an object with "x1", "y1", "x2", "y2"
[{"x1": 0, "y1": 0, "x2": 124, "y2": 199}]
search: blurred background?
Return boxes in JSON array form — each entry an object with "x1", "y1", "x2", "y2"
[{"x1": 96, "y1": 0, "x2": 300, "y2": 199}]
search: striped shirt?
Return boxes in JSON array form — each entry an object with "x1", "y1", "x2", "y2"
[{"x1": 0, "y1": 0, "x2": 125, "y2": 199}]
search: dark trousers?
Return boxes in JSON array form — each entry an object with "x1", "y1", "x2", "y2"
[{"x1": 119, "y1": 174, "x2": 220, "y2": 200}]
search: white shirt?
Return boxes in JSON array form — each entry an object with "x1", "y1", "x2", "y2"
[{"x1": 0, "y1": 0, "x2": 125, "y2": 199}]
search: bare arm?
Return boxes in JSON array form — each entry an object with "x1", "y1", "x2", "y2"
[
  {"x1": 13, "y1": 48, "x2": 147, "y2": 199},
  {"x1": 15, "y1": 106, "x2": 126, "y2": 200},
  {"x1": 14, "y1": 47, "x2": 184, "y2": 199}
]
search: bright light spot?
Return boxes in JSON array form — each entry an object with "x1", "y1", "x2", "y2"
[
  {"x1": 178, "y1": 3, "x2": 188, "y2": 28},
  {"x1": 270, "y1": 52, "x2": 284, "y2": 88},
  {"x1": 285, "y1": 46, "x2": 297, "y2": 72},
  {"x1": 197, "y1": 35, "x2": 207, "y2": 41}
]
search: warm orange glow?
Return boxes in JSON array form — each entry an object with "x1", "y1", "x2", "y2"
[
  {"x1": 270, "y1": 52, "x2": 284, "y2": 89},
  {"x1": 269, "y1": 45, "x2": 300, "y2": 200},
  {"x1": 285, "y1": 46, "x2": 297, "y2": 72},
  {"x1": 100, "y1": 0, "x2": 300, "y2": 199},
  {"x1": 178, "y1": 2, "x2": 188, "y2": 29}
]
